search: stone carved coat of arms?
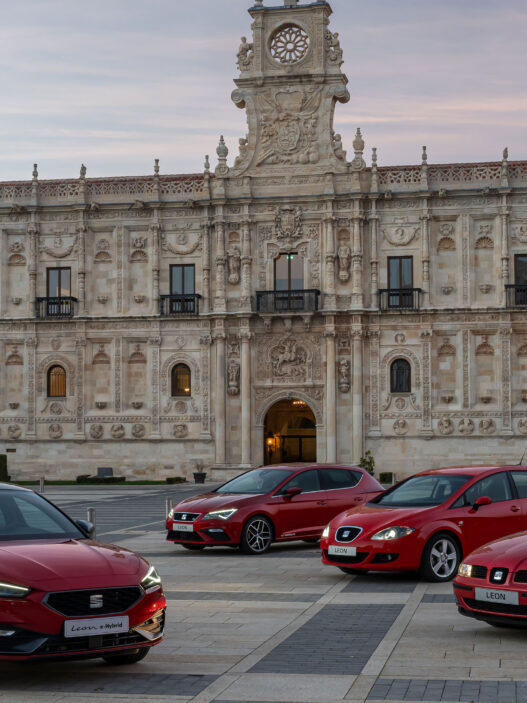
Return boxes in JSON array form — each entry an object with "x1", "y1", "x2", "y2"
[{"x1": 275, "y1": 206, "x2": 303, "y2": 241}]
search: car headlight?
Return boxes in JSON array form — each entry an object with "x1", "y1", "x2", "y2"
[
  {"x1": 322, "y1": 524, "x2": 330, "y2": 539},
  {"x1": 167, "y1": 508, "x2": 174, "y2": 519},
  {"x1": 141, "y1": 565, "x2": 162, "y2": 590},
  {"x1": 203, "y1": 508, "x2": 238, "y2": 520},
  {"x1": 0, "y1": 581, "x2": 31, "y2": 598},
  {"x1": 458, "y1": 563, "x2": 473, "y2": 578},
  {"x1": 371, "y1": 526, "x2": 415, "y2": 541}
]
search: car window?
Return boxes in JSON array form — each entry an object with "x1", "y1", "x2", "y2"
[
  {"x1": 320, "y1": 469, "x2": 360, "y2": 490},
  {"x1": 216, "y1": 468, "x2": 293, "y2": 495},
  {"x1": 0, "y1": 491, "x2": 84, "y2": 541},
  {"x1": 509, "y1": 471, "x2": 527, "y2": 499},
  {"x1": 281, "y1": 469, "x2": 320, "y2": 494},
  {"x1": 373, "y1": 474, "x2": 471, "y2": 507},
  {"x1": 462, "y1": 472, "x2": 512, "y2": 505}
]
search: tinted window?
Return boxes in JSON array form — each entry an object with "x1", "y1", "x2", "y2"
[
  {"x1": 0, "y1": 490, "x2": 84, "y2": 541},
  {"x1": 510, "y1": 471, "x2": 527, "y2": 498},
  {"x1": 281, "y1": 469, "x2": 320, "y2": 493},
  {"x1": 216, "y1": 468, "x2": 293, "y2": 495},
  {"x1": 320, "y1": 469, "x2": 360, "y2": 490},
  {"x1": 373, "y1": 474, "x2": 471, "y2": 507},
  {"x1": 463, "y1": 472, "x2": 513, "y2": 505}
]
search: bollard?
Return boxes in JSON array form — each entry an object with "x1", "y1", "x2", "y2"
[
  {"x1": 87, "y1": 507, "x2": 96, "y2": 539},
  {"x1": 165, "y1": 497, "x2": 172, "y2": 519},
  {"x1": 39, "y1": 477, "x2": 45, "y2": 493}
]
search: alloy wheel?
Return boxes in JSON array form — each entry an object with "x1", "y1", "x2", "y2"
[
  {"x1": 242, "y1": 517, "x2": 273, "y2": 554},
  {"x1": 429, "y1": 538, "x2": 458, "y2": 579}
]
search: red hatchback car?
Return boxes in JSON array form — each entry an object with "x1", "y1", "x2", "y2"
[
  {"x1": 166, "y1": 464, "x2": 383, "y2": 554},
  {"x1": 321, "y1": 465, "x2": 527, "y2": 581},
  {"x1": 0, "y1": 483, "x2": 166, "y2": 663},
  {"x1": 454, "y1": 531, "x2": 527, "y2": 628}
]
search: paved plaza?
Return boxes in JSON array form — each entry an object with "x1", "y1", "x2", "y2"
[{"x1": 1, "y1": 484, "x2": 526, "y2": 703}]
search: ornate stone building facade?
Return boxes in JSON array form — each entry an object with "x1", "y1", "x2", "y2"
[{"x1": 1, "y1": 0, "x2": 527, "y2": 480}]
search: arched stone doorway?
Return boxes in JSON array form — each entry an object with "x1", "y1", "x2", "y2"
[{"x1": 264, "y1": 399, "x2": 317, "y2": 464}]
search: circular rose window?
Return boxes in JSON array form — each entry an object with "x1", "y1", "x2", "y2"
[{"x1": 270, "y1": 24, "x2": 310, "y2": 65}]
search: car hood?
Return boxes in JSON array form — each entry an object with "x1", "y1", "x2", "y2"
[
  {"x1": 174, "y1": 492, "x2": 260, "y2": 514},
  {"x1": 330, "y1": 503, "x2": 434, "y2": 534},
  {"x1": 464, "y1": 532, "x2": 527, "y2": 571},
  {"x1": 0, "y1": 539, "x2": 148, "y2": 591}
]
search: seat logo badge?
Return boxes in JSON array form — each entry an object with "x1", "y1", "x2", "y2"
[
  {"x1": 90, "y1": 594, "x2": 104, "y2": 609},
  {"x1": 182, "y1": 514, "x2": 187, "y2": 521},
  {"x1": 493, "y1": 570, "x2": 504, "y2": 581},
  {"x1": 342, "y1": 531, "x2": 350, "y2": 539}
]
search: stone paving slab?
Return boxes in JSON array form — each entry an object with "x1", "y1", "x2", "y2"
[
  {"x1": 341, "y1": 576, "x2": 418, "y2": 594},
  {"x1": 367, "y1": 678, "x2": 527, "y2": 702}
]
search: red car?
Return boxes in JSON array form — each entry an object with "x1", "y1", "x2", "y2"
[
  {"x1": 455, "y1": 531, "x2": 527, "y2": 628},
  {"x1": 0, "y1": 483, "x2": 166, "y2": 663},
  {"x1": 166, "y1": 464, "x2": 383, "y2": 554},
  {"x1": 321, "y1": 465, "x2": 527, "y2": 582}
]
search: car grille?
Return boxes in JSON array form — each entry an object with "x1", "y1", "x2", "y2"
[
  {"x1": 168, "y1": 529, "x2": 205, "y2": 542},
  {"x1": 335, "y1": 526, "x2": 362, "y2": 543},
  {"x1": 323, "y1": 550, "x2": 368, "y2": 565},
  {"x1": 471, "y1": 565, "x2": 488, "y2": 579},
  {"x1": 514, "y1": 570, "x2": 527, "y2": 583},
  {"x1": 172, "y1": 512, "x2": 200, "y2": 522},
  {"x1": 463, "y1": 598, "x2": 527, "y2": 617},
  {"x1": 45, "y1": 587, "x2": 142, "y2": 617}
]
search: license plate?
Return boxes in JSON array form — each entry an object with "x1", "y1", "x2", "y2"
[
  {"x1": 64, "y1": 616, "x2": 129, "y2": 638},
  {"x1": 474, "y1": 588, "x2": 519, "y2": 606},
  {"x1": 328, "y1": 544, "x2": 356, "y2": 557},
  {"x1": 174, "y1": 522, "x2": 194, "y2": 532}
]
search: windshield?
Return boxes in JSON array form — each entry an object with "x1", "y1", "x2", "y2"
[
  {"x1": 217, "y1": 468, "x2": 294, "y2": 495},
  {"x1": 0, "y1": 490, "x2": 85, "y2": 541},
  {"x1": 371, "y1": 474, "x2": 472, "y2": 508}
]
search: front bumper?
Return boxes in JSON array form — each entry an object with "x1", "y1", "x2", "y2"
[
  {"x1": 454, "y1": 576, "x2": 527, "y2": 626},
  {"x1": 0, "y1": 586, "x2": 166, "y2": 660},
  {"x1": 166, "y1": 518, "x2": 241, "y2": 546},
  {"x1": 320, "y1": 533, "x2": 421, "y2": 572}
]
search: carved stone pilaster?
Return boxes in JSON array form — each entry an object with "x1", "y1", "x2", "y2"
[
  {"x1": 240, "y1": 325, "x2": 252, "y2": 465},
  {"x1": 462, "y1": 329, "x2": 470, "y2": 409},
  {"x1": 500, "y1": 198, "x2": 510, "y2": 307},
  {"x1": 213, "y1": 328, "x2": 227, "y2": 463},
  {"x1": 420, "y1": 330, "x2": 432, "y2": 434},
  {"x1": 368, "y1": 330, "x2": 381, "y2": 435},
  {"x1": 27, "y1": 221, "x2": 38, "y2": 317},
  {"x1": 116, "y1": 224, "x2": 124, "y2": 313},
  {"x1": 462, "y1": 213, "x2": 470, "y2": 306},
  {"x1": 202, "y1": 219, "x2": 212, "y2": 313},
  {"x1": 200, "y1": 334, "x2": 212, "y2": 437},
  {"x1": 351, "y1": 215, "x2": 363, "y2": 308},
  {"x1": 500, "y1": 328, "x2": 513, "y2": 433},
  {"x1": 75, "y1": 337, "x2": 86, "y2": 438},
  {"x1": 149, "y1": 336, "x2": 161, "y2": 438},
  {"x1": 214, "y1": 220, "x2": 226, "y2": 312},
  {"x1": 240, "y1": 219, "x2": 252, "y2": 310},
  {"x1": 114, "y1": 337, "x2": 122, "y2": 413},
  {"x1": 25, "y1": 336, "x2": 37, "y2": 438},
  {"x1": 76, "y1": 223, "x2": 87, "y2": 315},
  {"x1": 325, "y1": 327, "x2": 337, "y2": 462},
  {"x1": 420, "y1": 205, "x2": 430, "y2": 307},
  {"x1": 351, "y1": 329, "x2": 363, "y2": 460},
  {"x1": 151, "y1": 219, "x2": 161, "y2": 314},
  {"x1": 369, "y1": 207, "x2": 379, "y2": 309}
]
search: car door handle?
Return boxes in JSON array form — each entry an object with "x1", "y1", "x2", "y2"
[
  {"x1": 317, "y1": 500, "x2": 326, "y2": 506},
  {"x1": 511, "y1": 505, "x2": 521, "y2": 513},
  {"x1": 354, "y1": 497, "x2": 363, "y2": 502}
]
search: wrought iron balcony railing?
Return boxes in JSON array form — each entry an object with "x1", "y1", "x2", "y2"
[
  {"x1": 505, "y1": 284, "x2": 527, "y2": 308},
  {"x1": 36, "y1": 296, "x2": 77, "y2": 319},
  {"x1": 160, "y1": 294, "x2": 201, "y2": 316},
  {"x1": 378, "y1": 288, "x2": 422, "y2": 311},
  {"x1": 255, "y1": 289, "x2": 320, "y2": 314}
]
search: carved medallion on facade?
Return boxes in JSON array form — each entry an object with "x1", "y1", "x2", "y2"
[
  {"x1": 393, "y1": 417, "x2": 408, "y2": 435},
  {"x1": 8, "y1": 424, "x2": 21, "y2": 440},
  {"x1": 111, "y1": 423, "x2": 125, "y2": 439},
  {"x1": 132, "y1": 423, "x2": 146, "y2": 439},
  {"x1": 479, "y1": 418, "x2": 496, "y2": 435},
  {"x1": 458, "y1": 418, "x2": 474, "y2": 435},
  {"x1": 48, "y1": 423, "x2": 63, "y2": 439},
  {"x1": 270, "y1": 339, "x2": 307, "y2": 383},
  {"x1": 173, "y1": 423, "x2": 188, "y2": 439},
  {"x1": 89, "y1": 424, "x2": 104, "y2": 440},
  {"x1": 438, "y1": 416, "x2": 454, "y2": 435},
  {"x1": 512, "y1": 222, "x2": 527, "y2": 243},
  {"x1": 383, "y1": 219, "x2": 419, "y2": 246},
  {"x1": 275, "y1": 206, "x2": 303, "y2": 241}
]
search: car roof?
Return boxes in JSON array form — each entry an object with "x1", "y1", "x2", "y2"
[
  {"x1": 259, "y1": 464, "x2": 360, "y2": 470},
  {"x1": 417, "y1": 465, "x2": 527, "y2": 477},
  {"x1": 0, "y1": 482, "x2": 30, "y2": 492}
]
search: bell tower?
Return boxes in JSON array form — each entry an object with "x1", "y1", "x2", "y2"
[{"x1": 231, "y1": 0, "x2": 350, "y2": 175}]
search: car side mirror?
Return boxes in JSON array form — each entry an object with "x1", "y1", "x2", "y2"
[
  {"x1": 284, "y1": 487, "x2": 302, "y2": 499},
  {"x1": 76, "y1": 519, "x2": 95, "y2": 538},
  {"x1": 472, "y1": 495, "x2": 492, "y2": 512}
]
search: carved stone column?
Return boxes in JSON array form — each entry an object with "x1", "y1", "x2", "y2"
[
  {"x1": 500, "y1": 328, "x2": 513, "y2": 434},
  {"x1": 499, "y1": 195, "x2": 510, "y2": 307},
  {"x1": 202, "y1": 219, "x2": 212, "y2": 313},
  {"x1": 325, "y1": 327, "x2": 337, "y2": 463},
  {"x1": 420, "y1": 330, "x2": 433, "y2": 435},
  {"x1": 116, "y1": 224, "x2": 125, "y2": 314},
  {"x1": 214, "y1": 219, "x2": 226, "y2": 313},
  {"x1": 324, "y1": 216, "x2": 336, "y2": 310},
  {"x1": 240, "y1": 327, "x2": 252, "y2": 465},
  {"x1": 76, "y1": 223, "x2": 86, "y2": 315},
  {"x1": 213, "y1": 330, "x2": 226, "y2": 464},
  {"x1": 199, "y1": 334, "x2": 212, "y2": 438},
  {"x1": 462, "y1": 329, "x2": 470, "y2": 409},
  {"x1": 27, "y1": 221, "x2": 38, "y2": 317},
  {"x1": 369, "y1": 199, "x2": 379, "y2": 310},
  {"x1": 149, "y1": 336, "x2": 161, "y2": 439},
  {"x1": 351, "y1": 212, "x2": 363, "y2": 308},
  {"x1": 351, "y1": 329, "x2": 363, "y2": 461},
  {"x1": 240, "y1": 219, "x2": 252, "y2": 311},
  {"x1": 25, "y1": 336, "x2": 37, "y2": 439},
  {"x1": 151, "y1": 219, "x2": 161, "y2": 315},
  {"x1": 461, "y1": 213, "x2": 470, "y2": 306},
  {"x1": 114, "y1": 337, "x2": 122, "y2": 413},
  {"x1": 368, "y1": 330, "x2": 381, "y2": 436},
  {"x1": 75, "y1": 336, "x2": 86, "y2": 439},
  {"x1": 421, "y1": 197, "x2": 430, "y2": 307}
]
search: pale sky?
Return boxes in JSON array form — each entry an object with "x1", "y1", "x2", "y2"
[{"x1": 1, "y1": 0, "x2": 525, "y2": 181}]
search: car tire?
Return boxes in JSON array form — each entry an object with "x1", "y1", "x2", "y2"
[
  {"x1": 240, "y1": 515, "x2": 274, "y2": 555},
  {"x1": 420, "y1": 532, "x2": 461, "y2": 582},
  {"x1": 181, "y1": 544, "x2": 206, "y2": 551},
  {"x1": 339, "y1": 567, "x2": 367, "y2": 575},
  {"x1": 102, "y1": 647, "x2": 150, "y2": 665}
]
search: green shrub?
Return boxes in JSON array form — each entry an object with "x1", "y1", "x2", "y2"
[
  {"x1": 76, "y1": 475, "x2": 125, "y2": 484},
  {"x1": 166, "y1": 476, "x2": 187, "y2": 484},
  {"x1": 358, "y1": 450, "x2": 375, "y2": 476}
]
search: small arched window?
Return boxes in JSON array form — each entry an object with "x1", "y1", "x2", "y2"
[
  {"x1": 47, "y1": 365, "x2": 66, "y2": 397},
  {"x1": 390, "y1": 359, "x2": 411, "y2": 394},
  {"x1": 171, "y1": 364, "x2": 191, "y2": 397}
]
